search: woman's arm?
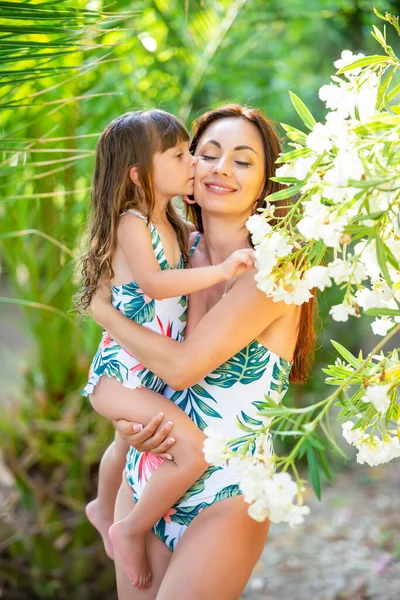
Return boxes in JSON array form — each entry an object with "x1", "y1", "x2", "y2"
[
  {"x1": 92, "y1": 269, "x2": 295, "y2": 390},
  {"x1": 118, "y1": 214, "x2": 254, "y2": 299}
]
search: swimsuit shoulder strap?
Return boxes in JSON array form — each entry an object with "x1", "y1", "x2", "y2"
[
  {"x1": 121, "y1": 209, "x2": 148, "y2": 221},
  {"x1": 188, "y1": 232, "x2": 201, "y2": 258}
]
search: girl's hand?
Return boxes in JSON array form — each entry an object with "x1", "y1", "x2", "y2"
[
  {"x1": 220, "y1": 248, "x2": 255, "y2": 280},
  {"x1": 90, "y1": 282, "x2": 112, "y2": 326},
  {"x1": 114, "y1": 416, "x2": 176, "y2": 460}
]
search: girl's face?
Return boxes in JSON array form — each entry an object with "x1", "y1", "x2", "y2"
[
  {"x1": 153, "y1": 139, "x2": 196, "y2": 200},
  {"x1": 193, "y1": 117, "x2": 265, "y2": 219}
]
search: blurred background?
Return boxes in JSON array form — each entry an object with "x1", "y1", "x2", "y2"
[{"x1": 0, "y1": 1, "x2": 399, "y2": 598}]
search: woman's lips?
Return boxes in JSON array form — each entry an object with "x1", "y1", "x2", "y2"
[{"x1": 204, "y1": 182, "x2": 237, "y2": 194}]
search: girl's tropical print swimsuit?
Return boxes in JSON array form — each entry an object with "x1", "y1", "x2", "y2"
[{"x1": 81, "y1": 209, "x2": 192, "y2": 398}]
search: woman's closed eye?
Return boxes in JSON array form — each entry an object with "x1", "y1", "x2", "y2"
[
  {"x1": 235, "y1": 160, "x2": 251, "y2": 167},
  {"x1": 200, "y1": 154, "x2": 218, "y2": 160}
]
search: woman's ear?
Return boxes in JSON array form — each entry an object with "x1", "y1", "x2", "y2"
[
  {"x1": 129, "y1": 166, "x2": 141, "y2": 187},
  {"x1": 183, "y1": 194, "x2": 197, "y2": 204}
]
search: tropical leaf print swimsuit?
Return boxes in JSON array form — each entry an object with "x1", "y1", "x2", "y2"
[
  {"x1": 125, "y1": 269, "x2": 293, "y2": 551},
  {"x1": 82, "y1": 210, "x2": 196, "y2": 397}
]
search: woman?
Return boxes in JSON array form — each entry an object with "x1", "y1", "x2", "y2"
[{"x1": 91, "y1": 104, "x2": 315, "y2": 599}]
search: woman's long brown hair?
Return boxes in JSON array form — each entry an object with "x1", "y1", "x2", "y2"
[
  {"x1": 76, "y1": 110, "x2": 190, "y2": 312},
  {"x1": 188, "y1": 104, "x2": 316, "y2": 385}
]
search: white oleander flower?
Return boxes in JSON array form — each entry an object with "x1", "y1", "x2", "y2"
[
  {"x1": 287, "y1": 504, "x2": 311, "y2": 527},
  {"x1": 324, "y1": 150, "x2": 364, "y2": 187},
  {"x1": 306, "y1": 123, "x2": 332, "y2": 154},
  {"x1": 248, "y1": 499, "x2": 271, "y2": 522},
  {"x1": 362, "y1": 383, "x2": 391, "y2": 415},
  {"x1": 319, "y1": 84, "x2": 344, "y2": 111},
  {"x1": 333, "y1": 50, "x2": 365, "y2": 74},
  {"x1": 354, "y1": 240, "x2": 382, "y2": 281},
  {"x1": 246, "y1": 214, "x2": 273, "y2": 245},
  {"x1": 329, "y1": 301, "x2": 357, "y2": 322},
  {"x1": 355, "y1": 287, "x2": 388, "y2": 311},
  {"x1": 269, "y1": 231, "x2": 293, "y2": 258},
  {"x1": 271, "y1": 285, "x2": 294, "y2": 305},
  {"x1": 203, "y1": 427, "x2": 230, "y2": 466},
  {"x1": 263, "y1": 472, "x2": 298, "y2": 508},
  {"x1": 323, "y1": 183, "x2": 359, "y2": 204},
  {"x1": 328, "y1": 259, "x2": 352, "y2": 285},
  {"x1": 275, "y1": 163, "x2": 295, "y2": 182},
  {"x1": 342, "y1": 421, "x2": 365, "y2": 446},
  {"x1": 255, "y1": 273, "x2": 275, "y2": 295},
  {"x1": 293, "y1": 156, "x2": 316, "y2": 181},
  {"x1": 291, "y1": 278, "x2": 313, "y2": 305},
  {"x1": 355, "y1": 434, "x2": 399, "y2": 467},
  {"x1": 371, "y1": 317, "x2": 395, "y2": 337},
  {"x1": 303, "y1": 266, "x2": 332, "y2": 291}
]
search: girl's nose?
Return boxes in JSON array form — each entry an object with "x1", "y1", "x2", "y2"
[{"x1": 191, "y1": 155, "x2": 198, "y2": 167}]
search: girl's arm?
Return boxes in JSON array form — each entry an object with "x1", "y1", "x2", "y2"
[
  {"x1": 92, "y1": 269, "x2": 296, "y2": 390},
  {"x1": 118, "y1": 213, "x2": 254, "y2": 299}
]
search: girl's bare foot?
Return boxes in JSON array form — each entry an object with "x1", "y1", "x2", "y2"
[
  {"x1": 109, "y1": 520, "x2": 152, "y2": 589},
  {"x1": 85, "y1": 499, "x2": 114, "y2": 559}
]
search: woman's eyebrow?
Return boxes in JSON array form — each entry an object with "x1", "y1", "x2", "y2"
[
  {"x1": 201, "y1": 140, "x2": 257, "y2": 155},
  {"x1": 234, "y1": 145, "x2": 257, "y2": 154}
]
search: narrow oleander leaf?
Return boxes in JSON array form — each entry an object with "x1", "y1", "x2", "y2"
[
  {"x1": 306, "y1": 444, "x2": 321, "y2": 500},
  {"x1": 376, "y1": 236, "x2": 393, "y2": 285},
  {"x1": 330, "y1": 340, "x2": 361, "y2": 370},
  {"x1": 364, "y1": 307, "x2": 400, "y2": 317},
  {"x1": 317, "y1": 449, "x2": 333, "y2": 482},
  {"x1": 289, "y1": 91, "x2": 316, "y2": 130},
  {"x1": 276, "y1": 147, "x2": 313, "y2": 163},
  {"x1": 267, "y1": 183, "x2": 303, "y2": 202},
  {"x1": 336, "y1": 55, "x2": 391, "y2": 74}
]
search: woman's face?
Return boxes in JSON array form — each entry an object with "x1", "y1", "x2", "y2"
[{"x1": 193, "y1": 117, "x2": 265, "y2": 219}]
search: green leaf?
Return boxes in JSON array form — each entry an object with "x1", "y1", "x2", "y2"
[
  {"x1": 336, "y1": 55, "x2": 391, "y2": 74},
  {"x1": 364, "y1": 307, "x2": 400, "y2": 317},
  {"x1": 387, "y1": 83, "x2": 400, "y2": 102},
  {"x1": 330, "y1": 340, "x2": 361, "y2": 370},
  {"x1": 375, "y1": 236, "x2": 392, "y2": 285},
  {"x1": 289, "y1": 91, "x2": 316, "y2": 131},
  {"x1": 267, "y1": 183, "x2": 303, "y2": 202},
  {"x1": 306, "y1": 444, "x2": 321, "y2": 499},
  {"x1": 317, "y1": 448, "x2": 333, "y2": 482},
  {"x1": 276, "y1": 147, "x2": 313, "y2": 163}
]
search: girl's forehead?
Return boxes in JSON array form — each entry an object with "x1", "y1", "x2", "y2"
[{"x1": 198, "y1": 118, "x2": 263, "y2": 150}]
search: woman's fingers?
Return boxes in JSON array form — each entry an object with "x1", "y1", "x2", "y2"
[{"x1": 114, "y1": 414, "x2": 175, "y2": 452}]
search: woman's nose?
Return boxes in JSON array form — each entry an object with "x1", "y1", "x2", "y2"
[{"x1": 212, "y1": 157, "x2": 231, "y2": 177}]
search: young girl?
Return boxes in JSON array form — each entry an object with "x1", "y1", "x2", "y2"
[{"x1": 78, "y1": 110, "x2": 254, "y2": 589}]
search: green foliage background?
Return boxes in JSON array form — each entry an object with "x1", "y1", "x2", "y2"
[{"x1": 0, "y1": 1, "x2": 398, "y2": 597}]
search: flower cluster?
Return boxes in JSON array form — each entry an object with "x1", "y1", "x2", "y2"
[
  {"x1": 203, "y1": 426, "x2": 310, "y2": 526},
  {"x1": 342, "y1": 419, "x2": 400, "y2": 467},
  {"x1": 247, "y1": 41, "x2": 400, "y2": 332}
]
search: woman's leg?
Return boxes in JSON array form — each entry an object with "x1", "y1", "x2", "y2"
[
  {"x1": 86, "y1": 431, "x2": 128, "y2": 559},
  {"x1": 156, "y1": 495, "x2": 270, "y2": 600},
  {"x1": 114, "y1": 476, "x2": 172, "y2": 600},
  {"x1": 90, "y1": 377, "x2": 208, "y2": 588}
]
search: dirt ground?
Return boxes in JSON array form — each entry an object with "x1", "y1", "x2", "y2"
[{"x1": 242, "y1": 461, "x2": 400, "y2": 600}]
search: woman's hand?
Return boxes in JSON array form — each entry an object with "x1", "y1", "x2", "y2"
[
  {"x1": 114, "y1": 414, "x2": 176, "y2": 460},
  {"x1": 90, "y1": 281, "x2": 112, "y2": 327}
]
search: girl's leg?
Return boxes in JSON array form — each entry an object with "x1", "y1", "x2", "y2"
[
  {"x1": 114, "y1": 475, "x2": 172, "y2": 600},
  {"x1": 86, "y1": 431, "x2": 128, "y2": 559},
  {"x1": 156, "y1": 495, "x2": 270, "y2": 600},
  {"x1": 90, "y1": 377, "x2": 208, "y2": 588}
]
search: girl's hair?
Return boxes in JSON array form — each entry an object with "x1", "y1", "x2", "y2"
[
  {"x1": 188, "y1": 104, "x2": 316, "y2": 385},
  {"x1": 76, "y1": 109, "x2": 190, "y2": 312}
]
